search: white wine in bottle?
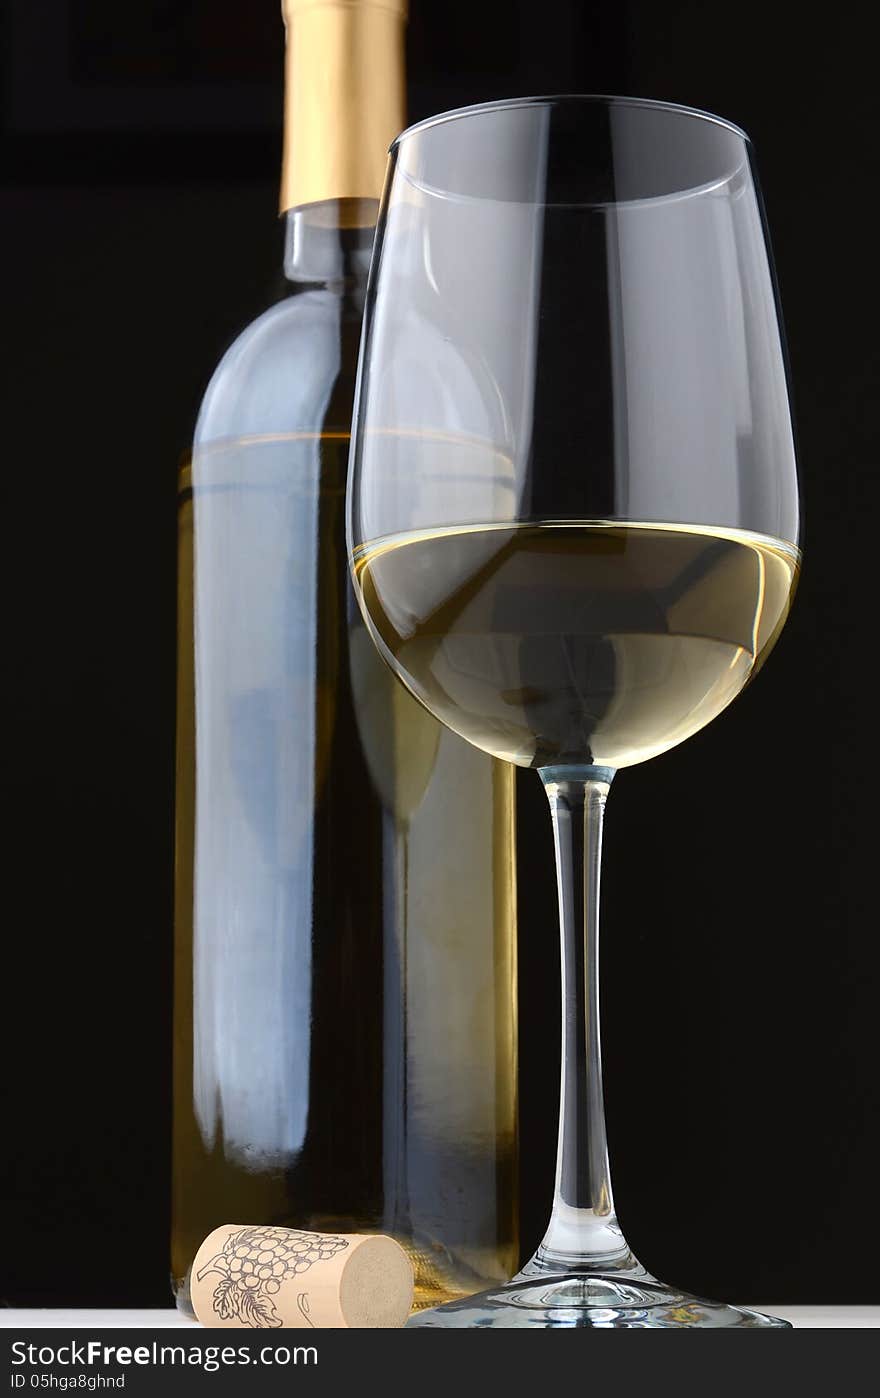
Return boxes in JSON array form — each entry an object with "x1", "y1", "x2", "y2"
[{"x1": 172, "y1": 0, "x2": 518, "y2": 1314}]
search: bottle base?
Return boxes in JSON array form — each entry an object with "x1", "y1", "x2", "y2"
[{"x1": 171, "y1": 1274, "x2": 195, "y2": 1319}]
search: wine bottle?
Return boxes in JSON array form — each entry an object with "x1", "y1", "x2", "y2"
[{"x1": 172, "y1": 0, "x2": 518, "y2": 1314}]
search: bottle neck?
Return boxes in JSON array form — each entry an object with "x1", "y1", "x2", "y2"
[
  {"x1": 280, "y1": 1, "x2": 406, "y2": 215},
  {"x1": 281, "y1": 199, "x2": 376, "y2": 303}
]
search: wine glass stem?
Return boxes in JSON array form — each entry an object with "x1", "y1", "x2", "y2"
[{"x1": 519, "y1": 764, "x2": 643, "y2": 1280}]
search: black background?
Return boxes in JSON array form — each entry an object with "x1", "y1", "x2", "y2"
[{"x1": 3, "y1": 0, "x2": 878, "y2": 1308}]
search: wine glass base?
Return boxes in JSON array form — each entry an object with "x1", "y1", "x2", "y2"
[{"x1": 406, "y1": 1274, "x2": 791, "y2": 1328}]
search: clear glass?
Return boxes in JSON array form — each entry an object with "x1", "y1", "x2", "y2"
[{"x1": 348, "y1": 96, "x2": 801, "y2": 1327}]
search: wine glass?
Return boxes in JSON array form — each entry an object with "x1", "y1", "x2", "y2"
[{"x1": 348, "y1": 96, "x2": 800, "y2": 1328}]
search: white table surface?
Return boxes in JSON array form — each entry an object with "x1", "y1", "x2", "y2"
[{"x1": 1, "y1": 1307, "x2": 878, "y2": 1329}]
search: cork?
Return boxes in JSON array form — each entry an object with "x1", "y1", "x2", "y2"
[{"x1": 191, "y1": 1224, "x2": 414, "y2": 1330}]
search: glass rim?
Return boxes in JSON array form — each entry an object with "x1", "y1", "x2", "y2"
[{"x1": 389, "y1": 93, "x2": 752, "y2": 155}]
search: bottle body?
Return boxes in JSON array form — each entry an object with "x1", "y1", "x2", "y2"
[{"x1": 172, "y1": 209, "x2": 518, "y2": 1311}]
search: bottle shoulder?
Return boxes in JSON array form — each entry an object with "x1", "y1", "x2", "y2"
[{"x1": 195, "y1": 289, "x2": 345, "y2": 445}]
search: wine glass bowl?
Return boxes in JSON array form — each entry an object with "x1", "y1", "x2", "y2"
[{"x1": 348, "y1": 96, "x2": 800, "y2": 1328}]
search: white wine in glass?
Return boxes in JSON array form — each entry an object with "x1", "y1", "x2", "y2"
[{"x1": 355, "y1": 519, "x2": 798, "y2": 769}]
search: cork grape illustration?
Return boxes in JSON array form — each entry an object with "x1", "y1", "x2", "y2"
[{"x1": 195, "y1": 1226, "x2": 350, "y2": 1327}]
